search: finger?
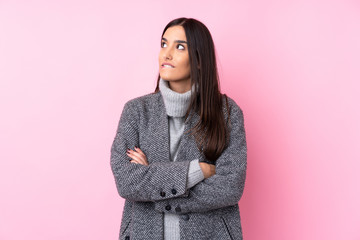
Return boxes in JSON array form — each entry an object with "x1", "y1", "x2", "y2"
[
  {"x1": 128, "y1": 149, "x2": 146, "y2": 162},
  {"x1": 131, "y1": 158, "x2": 147, "y2": 166},
  {"x1": 126, "y1": 152, "x2": 139, "y2": 162},
  {"x1": 133, "y1": 148, "x2": 148, "y2": 164},
  {"x1": 134, "y1": 147, "x2": 146, "y2": 157},
  {"x1": 127, "y1": 152, "x2": 146, "y2": 165},
  {"x1": 128, "y1": 157, "x2": 142, "y2": 165}
]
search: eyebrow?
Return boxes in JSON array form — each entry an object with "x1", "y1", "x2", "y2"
[{"x1": 162, "y1": 37, "x2": 188, "y2": 44}]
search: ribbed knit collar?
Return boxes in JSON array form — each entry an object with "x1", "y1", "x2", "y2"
[{"x1": 159, "y1": 77, "x2": 195, "y2": 117}]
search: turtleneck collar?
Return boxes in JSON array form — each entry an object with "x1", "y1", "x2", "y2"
[{"x1": 159, "y1": 77, "x2": 195, "y2": 117}]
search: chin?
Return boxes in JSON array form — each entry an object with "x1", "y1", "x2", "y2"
[
  {"x1": 160, "y1": 73, "x2": 190, "y2": 82},
  {"x1": 160, "y1": 75, "x2": 175, "y2": 81}
]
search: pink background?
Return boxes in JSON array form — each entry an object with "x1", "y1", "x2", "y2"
[{"x1": 1, "y1": 0, "x2": 359, "y2": 239}]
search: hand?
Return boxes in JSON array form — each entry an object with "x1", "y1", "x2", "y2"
[
  {"x1": 199, "y1": 162, "x2": 216, "y2": 179},
  {"x1": 126, "y1": 146, "x2": 149, "y2": 166}
]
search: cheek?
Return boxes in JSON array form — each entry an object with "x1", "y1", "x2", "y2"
[
  {"x1": 180, "y1": 56, "x2": 190, "y2": 70},
  {"x1": 185, "y1": 59, "x2": 191, "y2": 73}
]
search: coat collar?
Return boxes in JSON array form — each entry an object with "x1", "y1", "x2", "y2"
[
  {"x1": 156, "y1": 90, "x2": 200, "y2": 132},
  {"x1": 153, "y1": 91, "x2": 201, "y2": 163},
  {"x1": 158, "y1": 77, "x2": 196, "y2": 117}
]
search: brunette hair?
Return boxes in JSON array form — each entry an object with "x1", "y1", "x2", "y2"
[{"x1": 154, "y1": 17, "x2": 230, "y2": 163}]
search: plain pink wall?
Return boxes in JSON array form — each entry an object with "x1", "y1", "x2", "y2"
[{"x1": 1, "y1": 0, "x2": 359, "y2": 239}]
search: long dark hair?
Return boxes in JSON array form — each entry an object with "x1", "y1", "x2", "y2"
[{"x1": 154, "y1": 17, "x2": 230, "y2": 163}]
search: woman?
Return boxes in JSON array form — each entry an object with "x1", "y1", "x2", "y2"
[{"x1": 110, "y1": 17, "x2": 247, "y2": 240}]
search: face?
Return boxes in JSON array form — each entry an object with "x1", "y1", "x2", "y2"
[{"x1": 158, "y1": 25, "x2": 191, "y2": 85}]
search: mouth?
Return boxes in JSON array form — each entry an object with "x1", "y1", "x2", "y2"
[{"x1": 161, "y1": 63, "x2": 175, "y2": 68}]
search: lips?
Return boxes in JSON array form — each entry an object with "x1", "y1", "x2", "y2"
[{"x1": 161, "y1": 62, "x2": 175, "y2": 68}]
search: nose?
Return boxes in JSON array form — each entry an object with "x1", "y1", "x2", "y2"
[{"x1": 163, "y1": 46, "x2": 173, "y2": 60}]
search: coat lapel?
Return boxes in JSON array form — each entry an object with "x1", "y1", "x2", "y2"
[
  {"x1": 153, "y1": 92, "x2": 171, "y2": 163},
  {"x1": 177, "y1": 109, "x2": 201, "y2": 162},
  {"x1": 153, "y1": 91, "x2": 201, "y2": 163}
]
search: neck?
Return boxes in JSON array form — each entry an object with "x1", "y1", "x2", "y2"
[
  {"x1": 167, "y1": 78, "x2": 192, "y2": 93},
  {"x1": 159, "y1": 77, "x2": 195, "y2": 117}
]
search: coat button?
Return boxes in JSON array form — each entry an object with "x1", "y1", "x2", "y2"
[
  {"x1": 171, "y1": 188, "x2": 177, "y2": 194},
  {"x1": 125, "y1": 236, "x2": 130, "y2": 240},
  {"x1": 165, "y1": 205, "x2": 171, "y2": 211},
  {"x1": 175, "y1": 206, "x2": 181, "y2": 212},
  {"x1": 160, "y1": 191, "x2": 166, "y2": 197},
  {"x1": 181, "y1": 214, "x2": 190, "y2": 221}
]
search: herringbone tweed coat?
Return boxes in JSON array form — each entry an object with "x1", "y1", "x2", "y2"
[{"x1": 110, "y1": 91, "x2": 247, "y2": 240}]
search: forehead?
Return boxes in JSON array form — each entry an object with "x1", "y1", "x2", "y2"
[{"x1": 163, "y1": 26, "x2": 186, "y2": 41}]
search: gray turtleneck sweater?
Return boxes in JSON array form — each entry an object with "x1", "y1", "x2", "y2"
[{"x1": 158, "y1": 78, "x2": 205, "y2": 240}]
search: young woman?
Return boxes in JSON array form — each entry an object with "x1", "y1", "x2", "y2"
[{"x1": 110, "y1": 17, "x2": 247, "y2": 240}]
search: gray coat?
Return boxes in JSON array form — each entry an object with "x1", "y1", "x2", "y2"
[{"x1": 110, "y1": 91, "x2": 247, "y2": 240}]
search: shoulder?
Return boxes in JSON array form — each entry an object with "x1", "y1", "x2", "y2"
[
  {"x1": 221, "y1": 94, "x2": 244, "y2": 118},
  {"x1": 123, "y1": 91, "x2": 161, "y2": 112},
  {"x1": 118, "y1": 92, "x2": 161, "y2": 129},
  {"x1": 220, "y1": 94, "x2": 246, "y2": 139}
]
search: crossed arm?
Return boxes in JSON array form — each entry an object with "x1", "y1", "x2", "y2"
[
  {"x1": 153, "y1": 103, "x2": 246, "y2": 213},
  {"x1": 110, "y1": 99, "x2": 247, "y2": 212},
  {"x1": 111, "y1": 100, "x2": 204, "y2": 202}
]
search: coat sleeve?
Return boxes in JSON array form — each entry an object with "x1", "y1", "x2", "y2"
[
  {"x1": 153, "y1": 103, "x2": 247, "y2": 213},
  {"x1": 186, "y1": 159, "x2": 205, "y2": 189},
  {"x1": 110, "y1": 100, "x2": 196, "y2": 202}
]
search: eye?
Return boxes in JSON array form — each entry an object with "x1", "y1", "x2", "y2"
[
  {"x1": 161, "y1": 42, "x2": 167, "y2": 48},
  {"x1": 177, "y1": 44, "x2": 185, "y2": 50}
]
